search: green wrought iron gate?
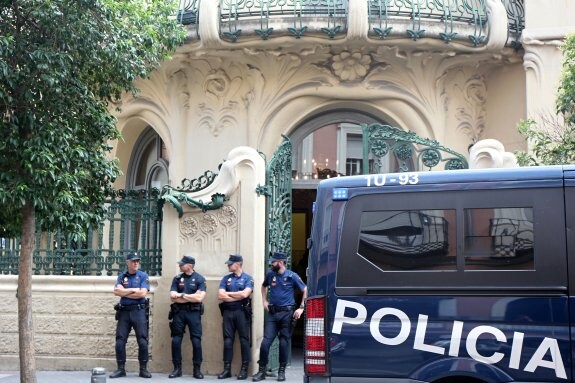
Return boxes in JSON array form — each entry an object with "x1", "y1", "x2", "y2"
[
  {"x1": 257, "y1": 135, "x2": 293, "y2": 374},
  {"x1": 362, "y1": 123, "x2": 468, "y2": 173},
  {"x1": 261, "y1": 135, "x2": 293, "y2": 265},
  {"x1": 0, "y1": 189, "x2": 163, "y2": 276}
]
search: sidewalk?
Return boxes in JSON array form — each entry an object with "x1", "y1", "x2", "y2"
[
  {"x1": 0, "y1": 351, "x2": 304, "y2": 383},
  {"x1": 0, "y1": 365, "x2": 303, "y2": 383}
]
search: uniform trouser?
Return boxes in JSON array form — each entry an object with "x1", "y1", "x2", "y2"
[
  {"x1": 115, "y1": 309, "x2": 149, "y2": 363},
  {"x1": 171, "y1": 308, "x2": 202, "y2": 364},
  {"x1": 258, "y1": 311, "x2": 292, "y2": 366},
  {"x1": 222, "y1": 309, "x2": 250, "y2": 363}
]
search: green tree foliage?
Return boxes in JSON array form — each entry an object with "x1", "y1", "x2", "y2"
[
  {"x1": 0, "y1": 0, "x2": 185, "y2": 235},
  {"x1": 517, "y1": 34, "x2": 575, "y2": 166},
  {"x1": 0, "y1": 1, "x2": 184, "y2": 381}
]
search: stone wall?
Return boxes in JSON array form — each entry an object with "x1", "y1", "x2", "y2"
[{"x1": 0, "y1": 276, "x2": 138, "y2": 371}]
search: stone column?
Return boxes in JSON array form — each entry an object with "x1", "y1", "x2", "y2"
[{"x1": 157, "y1": 146, "x2": 266, "y2": 375}]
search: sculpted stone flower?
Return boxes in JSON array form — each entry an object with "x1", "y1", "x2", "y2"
[{"x1": 332, "y1": 51, "x2": 372, "y2": 81}]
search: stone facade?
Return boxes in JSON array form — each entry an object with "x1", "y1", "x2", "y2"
[{"x1": 1, "y1": 0, "x2": 575, "y2": 375}]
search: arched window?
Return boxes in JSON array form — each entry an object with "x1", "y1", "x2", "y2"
[
  {"x1": 290, "y1": 111, "x2": 414, "y2": 184},
  {"x1": 127, "y1": 127, "x2": 169, "y2": 190},
  {"x1": 123, "y1": 127, "x2": 168, "y2": 258}
]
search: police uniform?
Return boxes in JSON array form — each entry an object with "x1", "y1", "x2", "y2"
[
  {"x1": 112, "y1": 252, "x2": 151, "y2": 379},
  {"x1": 258, "y1": 253, "x2": 306, "y2": 370},
  {"x1": 218, "y1": 254, "x2": 254, "y2": 378},
  {"x1": 169, "y1": 256, "x2": 207, "y2": 378}
]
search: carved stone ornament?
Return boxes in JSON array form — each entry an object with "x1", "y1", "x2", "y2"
[
  {"x1": 200, "y1": 214, "x2": 219, "y2": 235},
  {"x1": 217, "y1": 205, "x2": 238, "y2": 226},
  {"x1": 180, "y1": 216, "x2": 199, "y2": 238},
  {"x1": 332, "y1": 51, "x2": 372, "y2": 81},
  {"x1": 452, "y1": 74, "x2": 487, "y2": 142}
]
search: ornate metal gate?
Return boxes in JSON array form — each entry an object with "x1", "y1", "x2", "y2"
[
  {"x1": 256, "y1": 135, "x2": 293, "y2": 374},
  {"x1": 362, "y1": 124, "x2": 468, "y2": 173},
  {"x1": 259, "y1": 135, "x2": 293, "y2": 265},
  {"x1": 0, "y1": 189, "x2": 163, "y2": 276}
]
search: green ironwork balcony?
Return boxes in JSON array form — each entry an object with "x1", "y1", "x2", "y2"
[
  {"x1": 220, "y1": 0, "x2": 348, "y2": 42},
  {"x1": 175, "y1": 0, "x2": 524, "y2": 49},
  {"x1": 177, "y1": 0, "x2": 200, "y2": 25}
]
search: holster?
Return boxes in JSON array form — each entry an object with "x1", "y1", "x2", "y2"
[
  {"x1": 114, "y1": 303, "x2": 121, "y2": 320},
  {"x1": 242, "y1": 299, "x2": 252, "y2": 319}
]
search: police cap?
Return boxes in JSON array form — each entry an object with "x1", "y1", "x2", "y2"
[
  {"x1": 269, "y1": 252, "x2": 287, "y2": 263},
  {"x1": 126, "y1": 252, "x2": 140, "y2": 261},
  {"x1": 225, "y1": 254, "x2": 243, "y2": 265},
  {"x1": 177, "y1": 255, "x2": 195, "y2": 265}
]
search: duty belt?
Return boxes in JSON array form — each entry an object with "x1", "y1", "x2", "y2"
[
  {"x1": 175, "y1": 302, "x2": 201, "y2": 310},
  {"x1": 269, "y1": 305, "x2": 294, "y2": 313},
  {"x1": 119, "y1": 303, "x2": 147, "y2": 311},
  {"x1": 221, "y1": 304, "x2": 243, "y2": 311}
]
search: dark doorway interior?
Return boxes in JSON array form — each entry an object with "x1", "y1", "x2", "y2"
[{"x1": 291, "y1": 188, "x2": 317, "y2": 348}]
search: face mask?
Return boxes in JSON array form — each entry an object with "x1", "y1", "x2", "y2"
[{"x1": 271, "y1": 264, "x2": 281, "y2": 272}]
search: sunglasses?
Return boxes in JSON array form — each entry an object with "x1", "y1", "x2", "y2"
[{"x1": 129, "y1": 259, "x2": 140, "y2": 263}]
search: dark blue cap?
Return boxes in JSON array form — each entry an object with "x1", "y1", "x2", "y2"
[
  {"x1": 126, "y1": 252, "x2": 140, "y2": 261},
  {"x1": 177, "y1": 255, "x2": 195, "y2": 265},
  {"x1": 269, "y1": 252, "x2": 287, "y2": 263},
  {"x1": 225, "y1": 254, "x2": 243, "y2": 265}
]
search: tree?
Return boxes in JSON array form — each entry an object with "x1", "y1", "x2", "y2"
[
  {"x1": 0, "y1": 1, "x2": 185, "y2": 382},
  {"x1": 516, "y1": 34, "x2": 575, "y2": 166}
]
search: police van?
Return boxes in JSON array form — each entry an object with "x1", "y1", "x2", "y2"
[{"x1": 303, "y1": 165, "x2": 575, "y2": 383}]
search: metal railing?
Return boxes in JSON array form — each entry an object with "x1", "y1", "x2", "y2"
[
  {"x1": 175, "y1": 0, "x2": 524, "y2": 47},
  {"x1": 0, "y1": 189, "x2": 163, "y2": 276},
  {"x1": 503, "y1": 0, "x2": 524, "y2": 49},
  {"x1": 177, "y1": 0, "x2": 200, "y2": 25},
  {"x1": 368, "y1": 0, "x2": 488, "y2": 45},
  {"x1": 220, "y1": 0, "x2": 348, "y2": 42}
]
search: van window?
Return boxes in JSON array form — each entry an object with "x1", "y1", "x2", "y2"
[
  {"x1": 336, "y1": 187, "x2": 566, "y2": 292},
  {"x1": 464, "y1": 207, "x2": 534, "y2": 270},
  {"x1": 358, "y1": 209, "x2": 456, "y2": 271}
]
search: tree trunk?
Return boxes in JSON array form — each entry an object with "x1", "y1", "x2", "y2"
[{"x1": 18, "y1": 201, "x2": 36, "y2": 383}]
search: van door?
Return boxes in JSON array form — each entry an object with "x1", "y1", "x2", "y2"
[{"x1": 329, "y1": 182, "x2": 570, "y2": 382}]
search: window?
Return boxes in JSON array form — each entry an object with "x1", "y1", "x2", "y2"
[
  {"x1": 335, "y1": 187, "x2": 567, "y2": 292},
  {"x1": 358, "y1": 209, "x2": 456, "y2": 271},
  {"x1": 464, "y1": 208, "x2": 534, "y2": 270}
]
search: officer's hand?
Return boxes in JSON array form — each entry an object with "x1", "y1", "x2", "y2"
[
  {"x1": 263, "y1": 301, "x2": 269, "y2": 311},
  {"x1": 294, "y1": 308, "x2": 304, "y2": 319}
]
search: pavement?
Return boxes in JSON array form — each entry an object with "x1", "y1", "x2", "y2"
[{"x1": 0, "y1": 351, "x2": 304, "y2": 383}]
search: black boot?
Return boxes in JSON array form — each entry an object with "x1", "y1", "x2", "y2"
[
  {"x1": 252, "y1": 364, "x2": 266, "y2": 381},
  {"x1": 109, "y1": 362, "x2": 126, "y2": 379},
  {"x1": 277, "y1": 364, "x2": 286, "y2": 382},
  {"x1": 169, "y1": 364, "x2": 182, "y2": 379},
  {"x1": 193, "y1": 363, "x2": 204, "y2": 379},
  {"x1": 237, "y1": 362, "x2": 249, "y2": 380},
  {"x1": 139, "y1": 362, "x2": 152, "y2": 378},
  {"x1": 218, "y1": 362, "x2": 232, "y2": 379}
]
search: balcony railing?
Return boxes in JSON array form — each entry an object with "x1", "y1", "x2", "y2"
[
  {"x1": 220, "y1": 0, "x2": 348, "y2": 42},
  {"x1": 177, "y1": 0, "x2": 524, "y2": 49}
]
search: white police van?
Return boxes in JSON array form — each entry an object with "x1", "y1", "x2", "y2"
[{"x1": 303, "y1": 165, "x2": 575, "y2": 383}]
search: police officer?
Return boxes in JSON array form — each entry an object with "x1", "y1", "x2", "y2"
[
  {"x1": 168, "y1": 255, "x2": 206, "y2": 379},
  {"x1": 252, "y1": 252, "x2": 307, "y2": 382},
  {"x1": 110, "y1": 252, "x2": 152, "y2": 379},
  {"x1": 217, "y1": 254, "x2": 254, "y2": 380}
]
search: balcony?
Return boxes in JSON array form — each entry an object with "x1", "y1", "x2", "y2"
[{"x1": 176, "y1": 0, "x2": 524, "y2": 50}]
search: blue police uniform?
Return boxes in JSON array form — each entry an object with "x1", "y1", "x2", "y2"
[
  {"x1": 114, "y1": 269, "x2": 150, "y2": 366},
  {"x1": 259, "y1": 267, "x2": 306, "y2": 367},
  {"x1": 219, "y1": 271, "x2": 254, "y2": 364},
  {"x1": 169, "y1": 270, "x2": 207, "y2": 367}
]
